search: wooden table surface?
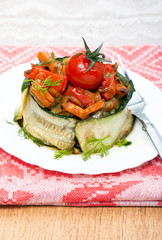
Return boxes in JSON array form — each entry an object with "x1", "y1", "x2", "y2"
[{"x1": 0, "y1": 206, "x2": 161, "y2": 240}]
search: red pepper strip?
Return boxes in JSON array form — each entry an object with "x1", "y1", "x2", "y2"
[
  {"x1": 64, "y1": 85, "x2": 95, "y2": 107},
  {"x1": 101, "y1": 77, "x2": 116, "y2": 101},
  {"x1": 24, "y1": 67, "x2": 68, "y2": 93},
  {"x1": 98, "y1": 64, "x2": 117, "y2": 101},
  {"x1": 104, "y1": 63, "x2": 118, "y2": 75}
]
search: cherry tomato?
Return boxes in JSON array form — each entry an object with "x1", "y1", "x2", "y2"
[{"x1": 66, "y1": 52, "x2": 105, "y2": 90}]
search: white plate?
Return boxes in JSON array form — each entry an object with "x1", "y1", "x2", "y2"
[{"x1": 0, "y1": 63, "x2": 161, "y2": 174}]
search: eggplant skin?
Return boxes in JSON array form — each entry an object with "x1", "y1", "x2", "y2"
[{"x1": 23, "y1": 94, "x2": 78, "y2": 150}]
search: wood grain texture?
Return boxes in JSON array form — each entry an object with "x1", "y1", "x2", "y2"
[{"x1": 0, "y1": 207, "x2": 161, "y2": 240}]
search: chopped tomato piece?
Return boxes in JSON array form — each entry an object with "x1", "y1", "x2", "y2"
[
  {"x1": 24, "y1": 67, "x2": 68, "y2": 93},
  {"x1": 101, "y1": 77, "x2": 116, "y2": 101},
  {"x1": 64, "y1": 85, "x2": 95, "y2": 107},
  {"x1": 104, "y1": 63, "x2": 118, "y2": 75},
  {"x1": 98, "y1": 63, "x2": 117, "y2": 101}
]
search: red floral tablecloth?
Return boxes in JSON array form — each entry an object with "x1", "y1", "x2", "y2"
[{"x1": 0, "y1": 45, "x2": 162, "y2": 206}]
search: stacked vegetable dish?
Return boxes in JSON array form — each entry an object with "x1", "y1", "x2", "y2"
[{"x1": 14, "y1": 38, "x2": 134, "y2": 160}]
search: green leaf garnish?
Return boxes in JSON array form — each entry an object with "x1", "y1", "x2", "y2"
[
  {"x1": 24, "y1": 76, "x2": 62, "y2": 95},
  {"x1": 33, "y1": 61, "x2": 51, "y2": 67},
  {"x1": 34, "y1": 53, "x2": 69, "y2": 67},
  {"x1": 43, "y1": 76, "x2": 62, "y2": 88},
  {"x1": 18, "y1": 124, "x2": 43, "y2": 147},
  {"x1": 55, "y1": 56, "x2": 70, "y2": 63},
  {"x1": 6, "y1": 120, "x2": 14, "y2": 125},
  {"x1": 106, "y1": 72, "x2": 110, "y2": 77},
  {"x1": 116, "y1": 138, "x2": 132, "y2": 147},
  {"x1": 54, "y1": 148, "x2": 73, "y2": 160},
  {"x1": 82, "y1": 135, "x2": 110, "y2": 161},
  {"x1": 82, "y1": 37, "x2": 111, "y2": 72}
]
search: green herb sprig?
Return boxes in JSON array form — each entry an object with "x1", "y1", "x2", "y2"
[
  {"x1": 34, "y1": 61, "x2": 51, "y2": 67},
  {"x1": 24, "y1": 76, "x2": 62, "y2": 95},
  {"x1": 82, "y1": 37, "x2": 111, "y2": 72},
  {"x1": 54, "y1": 148, "x2": 73, "y2": 160},
  {"x1": 6, "y1": 120, "x2": 14, "y2": 125},
  {"x1": 82, "y1": 135, "x2": 110, "y2": 161},
  {"x1": 116, "y1": 138, "x2": 132, "y2": 147},
  {"x1": 18, "y1": 124, "x2": 43, "y2": 147},
  {"x1": 34, "y1": 53, "x2": 69, "y2": 67}
]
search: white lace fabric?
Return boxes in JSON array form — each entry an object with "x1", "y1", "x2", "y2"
[{"x1": 0, "y1": 0, "x2": 161, "y2": 46}]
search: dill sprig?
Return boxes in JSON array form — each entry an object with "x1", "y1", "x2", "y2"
[
  {"x1": 6, "y1": 119, "x2": 14, "y2": 125},
  {"x1": 18, "y1": 124, "x2": 43, "y2": 147},
  {"x1": 116, "y1": 138, "x2": 132, "y2": 147},
  {"x1": 82, "y1": 135, "x2": 110, "y2": 161},
  {"x1": 33, "y1": 61, "x2": 51, "y2": 67},
  {"x1": 24, "y1": 76, "x2": 62, "y2": 95},
  {"x1": 105, "y1": 72, "x2": 110, "y2": 77},
  {"x1": 34, "y1": 53, "x2": 69, "y2": 67},
  {"x1": 54, "y1": 148, "x2": 73, "y2": 160}
]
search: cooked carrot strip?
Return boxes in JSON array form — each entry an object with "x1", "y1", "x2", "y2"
[
  {"x1": 94, "y1": 91, "x2": 102, "y2": 102},
  {"x1": 85, "y1": 100, "x2": 105, "y2": 115},
  {"x1": 63, "y1": 102, "x2": 89, "y2": 119},
  {"x1": 48, "y1": 87, "x2": 62, "y2": 98},
  {"x1": 30, "y1": 85, "x2": 51, "y2": 108},
  {"x1": 107, "y1": 98, "x2": 118, "y2": 112},
  {"x1": 68, "y1": 96, "x2": 82, "y2": 106},
  {"x1": 44, "y1": 91, "x2": 55, "y2": 104},
  {"x1": 116, "y1": 84, "x2": 129, "y2": 97},
  {"x1": 84, "y1": 90, "x2": 95, "y2": 99},
  {"x1": 37, "y1": 51, "x2": 51, "y2": 62},
  {"x1": 30, "y1": 83, "x2": 54, "y2": 108},
  {"x1": 37, "y1": 51, "x2": 56, "y2": 72},
  {"x1": 60, "y1": 65, "x2": 67, "y2": 76}
]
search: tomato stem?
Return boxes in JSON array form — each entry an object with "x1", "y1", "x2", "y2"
[{"x1": 82, "y1": 37, "x2": 111, "y2": 72}]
